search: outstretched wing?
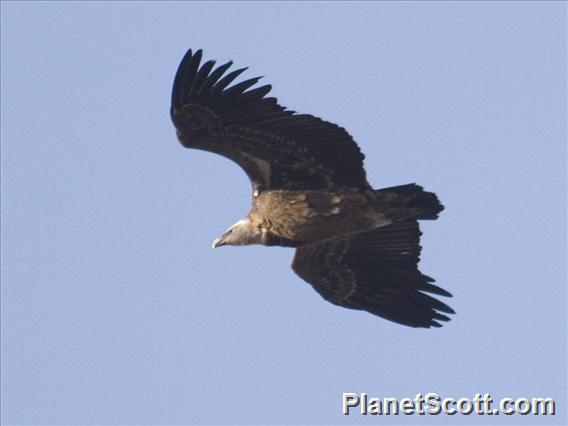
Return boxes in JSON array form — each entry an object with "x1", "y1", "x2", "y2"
[
  {"x1": 171, "y1": 49, "x2": 370, "y2": 192},
  {"x1": 291, "y1": 221, "x2": 454, "y2": 328}
]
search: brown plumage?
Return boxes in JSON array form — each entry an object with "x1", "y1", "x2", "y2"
[{"x1": 171, "y1": 49, "x2": 454, "y2": 328}]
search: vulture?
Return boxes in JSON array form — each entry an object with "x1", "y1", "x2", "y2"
[{"x1": 170, "y1": 49, "x2": 454, "y2": 328}]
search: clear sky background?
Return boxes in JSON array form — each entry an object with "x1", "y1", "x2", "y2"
[{"x1": 1, "y1": 2, "x2": 566, "y2": 425}]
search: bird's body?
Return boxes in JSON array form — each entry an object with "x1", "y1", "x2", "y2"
[
  {"x1": 248, "y1": 188, "x2": 385, "y2": 246},
  {"x1": 171, "y1": 49, "x2": 455, "y2": 328}
]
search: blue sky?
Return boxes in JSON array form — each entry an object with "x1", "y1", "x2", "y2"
[{"x1": 1, "y1": 2, "x2": 566, "y2": 425}]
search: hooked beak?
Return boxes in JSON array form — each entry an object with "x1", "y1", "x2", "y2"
[{"x1": 212, "y1": 235, "x2": 227, "y2": 249}]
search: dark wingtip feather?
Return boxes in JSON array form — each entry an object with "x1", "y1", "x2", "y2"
[
  {"x1": 171, "y1": 48, "x2": 203, "y2": 113},
  {"x1": 443, "y1": 306, "x2": 456, "y2": 315},
  {"x1": 432, "y1": 312, "x2": 451, "y2": 322},
  {"x1": 241, "y1": 84, "x2": 272, "y2": 102},
  {"x1": 211, "y1": 67, "x2": 249, "y2": 95},
  {"x1": 194, "y1": 61, "x2": 234, "y2": 103},
  {"x1": 170, "y1": 49, "x2": 284, "y2": 145},
  {"x1": 188, "y1": 59, "x2": 216, "y2": 100},
  {"x1": 171, "y1": 48, "x2": 193, "y2": 110},
  {"x1": 224, "y1": 76, "x2": 263, "y2": 97},
  {"x1": 421, "y1": 283, "x2": 453, "y2": 298},
  {"x1": 430, "y1": 300, "x2": 455, "y2": 315},
  {"x1": 172, "y1": 49, "x2": 272, "y2": 125}
]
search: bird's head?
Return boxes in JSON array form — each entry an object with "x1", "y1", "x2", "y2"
[{"x1": 212, "y1": 218, "x2": 263, "y2": 248}]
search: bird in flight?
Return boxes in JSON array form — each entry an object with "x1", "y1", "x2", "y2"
[{"x1": 170, "y1": 49, "x2": 454, "y2": 328}]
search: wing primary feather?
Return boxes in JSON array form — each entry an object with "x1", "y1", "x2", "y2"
[
  {"x1": 420, "y1": 283, "x2": 452, "y2": 297},
  {"x1": 177, "y1": 49, "x2": 202, "y2": 106},
  {"x1": 432, "y1": 313, "x2": 451, "y2": 322},
  {"x1": 239, "y1": 85, "x2": 273, "y2": 102},
  {"x1": 171, "y1": 48, "x2": 194, "y2": 110},
  {"x1": 211, "y1": 67, "x2": 249, "y2": 95},
  {"x1": 196, "y1": 60, "x2": 233, "y2": 99},
  {"x1": 224, "y1": 76, "x2": 263, "y2": 97},
  {"x1": 188, "y1": 59, "x2": 216, "y2": 100}
]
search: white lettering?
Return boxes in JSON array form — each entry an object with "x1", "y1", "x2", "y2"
[
  {"x1": 342, "y1": 393, "x2": 359, "y2": 415},
  {"x1": 425, "y1": 392, "x2": 441, "y2": 415},
  {"x1": 400, "y1": 397, "x2": 415, "y2": 414}
]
